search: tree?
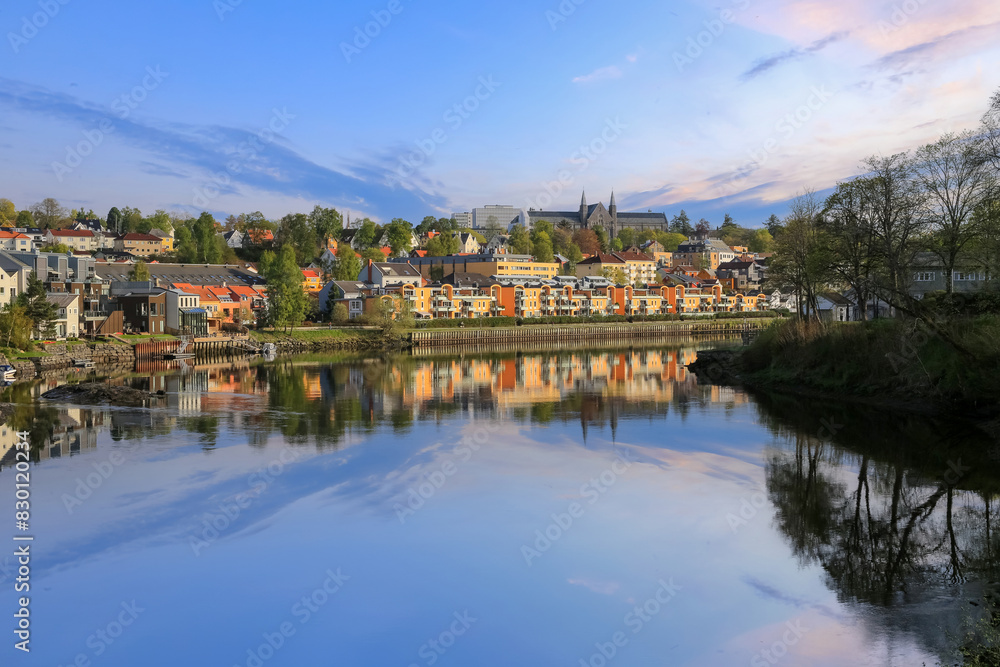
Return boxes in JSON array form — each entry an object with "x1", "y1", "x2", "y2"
[
  {"x1": 120, "y1": 206, "x2": 143, "y2": 233},
  {"x1": 669, "y1": 210, "x2": 693, "y2": 236},
  {"x1": 334, "y1": 242, "x2": 361, "y2": 281},
  {"x1": 982, "y1": 87, "x2": 1000, "y2": 170},
  {"x1": 658, "y1": 232, "x2": 687, "y2": 252},
  {"x1": 192, "y1": 212, "x2": 223, "y2": 263},
  {"x1": 30, "y1": 198, "x2": 67, "y2": 228},
  {"x1": 16, "y1": 211, "x2": 32, "y2": 226},
  {"x1": 107, "y1": 207, "x2": 122, "y2": 234},
  {"x1": 860, "y1": 153, "x2": 926, "y2": 308},
  {"x1": 361, "y1": 248, "x2": 387, "y2": 263},
  {"x1": 749, "y1": 229, "x2": 774, "y2": 253},
  {"x1": 696, "y1": 218, "x2": 713, "y2": 236},
  {"x1": 0, "y1": 198, "x2": 15, "y2": 223},
  {"x1": 385, "y1": 219, "x2": 413, "y2": 257},
  {"x1": 617, "y1": 228, "x2": 636, "y2": 249},
  {"x1": 601, "y1": 267, "x2": 628, "y2": 284},
  {"x1": 416, "y1": 216, "x2": 438, "y2": 235},
  {"x1": 174, "y1": 226, "x2": 198, "y2": 262},
  {"x1": 913, "y1": 132, "x2": 997, "y2": 293},
  {"x1": 128, "y1": 261, "x2": 151, "y2": 282},
  {"x1": 39, "y1": 243, "x2": 70, "y2": 254},
  {"x1": 17, "y1": 273, "x2": 57, "y2": 339},
  {"x1": 0, "y1": 304, "x2": 33, "y2": 350},
  {"x1": 331, "y1": 302, "x2": 349, "y2": 324},
  {"x1": 593, "y1": 226, "x2": 609, "y2": 253},
  {"x1": 572, "y1": 229, "x2": 601, "y2": 255},
  {"x1": 425, "y1": 234, "x2": 459, "y2": 257},
  {"x1": 533, "y1": 231, "x2": 554, "y2": 262},
  {"x1": 765, "y1": 214, "x2": 782, "y2": 237},
  {"x1": 508, "y1": 224, "x2": 532, "y2": 255},
  {"x1": 309, "y1": 206, "x2": 342, "y2": 249},
  {"x1": 353, "y1": 218, "x2": 379, "y2": 249},
  {"x1": 143, "y1": 210, "x2": 172, "y2": 234},
  {"x1": 765, "y1": 192, "x2": 832, "y2": 319},
  {"x1": 822, "y1": 179, "x2": 878, "y2": 320},
  {"x1": 262, "y1": 245, "x2": 307, "y2": 331},
  {"x1": 276, "y1": 213, "x2": 317, "y2": 265},
  {"x1": 611, "y1": 238, "x2": 624, "y2": 252}
]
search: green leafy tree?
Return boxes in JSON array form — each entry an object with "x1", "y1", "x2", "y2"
[
  {"x1": 611, "y1": 238, "x2": 624, "y2": 252},
  {"x1": 416, "y1": 216, "x2": 438, "y2": 235},
  {"x1": 39, "y1": 244, "x2": 70, "y2": 254},
  {"x1": 385, "y1": 219, "x2": 413, "y2": 257},
  {"x1": 749, "y1": 229, "x2": 774, "y2": 253},
  {"x1": 354, "y1": 218, "x2": 380, "y2": 249},
  {"x1": 425, "y1": 234, "x2": 459, "y2": 257},
  {"x1": 192, "y1": 212, "x2": 223, "y2": 263},
  {"x1": 107, "y1": 207, "x2": 123, "y2": 234},
  {"x1": 16, "y1": 210, "x2": 33, "y2": 226},
  {"x1": 143, "y1": 209, "x2": 173, "y2": 234},
  {"x1": 669, "y1": 210, "x2": 693, "y2": 235},
  {"x1": 331, "y1": 302, "x2": 349, "y2": 323},
  {"x1": 601, "y1": 267, "x2": 628, "y2": 284},
  {"x1": 0, "y1": 198, "x2": 16, "y2": 224},
  {"x1": 17, "y1": 273, "x2": 57, "y2": 339},
  {"x1": 174, "y1": 226, "x2": 198, "y2": 262},
  {"x1": 657, "y1": 232, "x2": 687, "y2": 252},
  {"x1": 593, "y1": 225, "x2": 610, "y2": 253},
  {"x1": 309, "y1": 206, "x2": 342, "y2": 249},
  {"x1": 532, "y1": 231, "x2": 554, "y2": 262},
  {"x1": 276, "y1": 213, "x2": 317, "y2": 265},
  {"x1": 617, "y1": 228, "x2": 636, "y2": 249},
  {"x1": 262, "y1": 245, "x2": 307, "y2": 331},
  {"x1": 334, "y1": 242, "x2": 362, "y2": 281},
  {"x1": 128, "y1": 261, "x2": 151, "y2": 282},
  {"x1": 0, "y1": 304, "x2": 33, "y2": 350},
  {"x1": 361, "y1": 248, "x2": 387, "y2": 263},
  {"x1": 120, "y1": 206, "x2": 143, "y2": 233},
  {"x1": 508, "y1": 224, "x2": 532, "y2": 255}
]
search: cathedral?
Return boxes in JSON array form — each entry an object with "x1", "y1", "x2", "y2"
[{"x1": 525, "y1": 191, "x2": 669, "y2": 238}]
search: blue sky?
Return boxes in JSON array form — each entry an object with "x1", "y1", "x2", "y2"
[{"x1": 1, "y1": 0, "x2": 998, "y2": 227}]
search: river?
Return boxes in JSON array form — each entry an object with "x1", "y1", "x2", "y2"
[{"x1": 1, "y1": 339, "x2": 997, "y2": 666}]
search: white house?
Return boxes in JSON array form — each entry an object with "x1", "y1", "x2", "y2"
[
  {"x1": 0, "y1": 230, "x2": 32, "y2": 253},
  {"x1": 357, "y1": 260, "x2": 423, "y2": 289},
  {"x1": 46, "y1": 293, "x2": 81, "y2": 339},
  {"x1": 46, "y1": 229, "x2": 97, "y2": 252}
]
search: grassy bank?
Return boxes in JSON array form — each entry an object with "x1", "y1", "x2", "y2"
[
  {"x1": 740, "y1": 316, "x2": 1000, "y2": 410},
  {"x1": 251, "y1": 329, "x2": 376, "y2": 342}
]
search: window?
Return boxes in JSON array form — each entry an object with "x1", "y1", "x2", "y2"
[
  {"x1": 953, "y1": 271, "x2": 976, "y2": 282},
  {"x1": 914, "y1": 272, "x2": 935, "y2": 282}
]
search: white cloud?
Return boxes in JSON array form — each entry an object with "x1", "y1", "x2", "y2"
[{"x1": 572, "y1": 66, "x2": 623, "y2": 84}]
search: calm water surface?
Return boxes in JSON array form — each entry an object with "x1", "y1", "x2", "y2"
[{"x1": 1, "y1": 340, "x2": 998, "y2": 666}]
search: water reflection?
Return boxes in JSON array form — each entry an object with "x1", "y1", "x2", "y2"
[{"x1": 1, "y1": 344, "x2": 997, "y2": 665}]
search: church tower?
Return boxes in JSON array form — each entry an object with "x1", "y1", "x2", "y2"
[
  {"x1": 609, "y1": 191, "x2": 618, "y2": 239},
  {"x1": 580, "y1": 190, "x2": 588, "y2": 228}
]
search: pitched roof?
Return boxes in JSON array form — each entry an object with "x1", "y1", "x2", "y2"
[
  {"x1": 578, "y1": 253, "x2": 625, "y2": 265},
  {"x1": 373, "y1": 262, "x2": 420, "y2": 277},
  {"x1": 121, "y1": 233, "x2": 161, "y2": 241},
  {"x1": 0, "y1": 231, "x2": 29, "y2": 239},
  {"x1": 614, "y1": 250, "x2": 654, "y2": 262},
  {"x1": 50, "y1": 229, "x2": 95, "y2": 237}
]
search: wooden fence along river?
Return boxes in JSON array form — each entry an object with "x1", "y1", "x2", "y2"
[{"x1": 410, "y1": 320, "x2": 774, "y2": 348}]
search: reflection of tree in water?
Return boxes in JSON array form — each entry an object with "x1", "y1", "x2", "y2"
[{"x1": 756, "y1": 392, "x2": 1000, "y2": 660}]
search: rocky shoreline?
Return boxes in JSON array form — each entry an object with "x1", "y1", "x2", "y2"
[{"x1": 40, "y1": 383, "x2": 165, "y2": 407}]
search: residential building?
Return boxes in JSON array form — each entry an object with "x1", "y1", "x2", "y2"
[
  {"x1": 165, "y1": 288, "x2": 207, "y2": 335},
  {"x1": 673, "y1": 236, "x2": 737, "y2": 270},
  {"x1": 243, "y1": 229, "x2": 275, "y2": 246},
  {"x1": 149, "y1": 228, "x2": 174, "y2": 252},
  {"x1": 222, "y1": 230, "x2": 244, "y2": 249},
  {"x1": 909, "y1": 253, "x2": 994, "y2": 298},
  {"x1": 96, "y1": 263, "x2": 264, "y2": 287},
  {"x1": 318, "y1": 281, "x2": 374, "y2": 319},
  {"x1": 575, "y1": 250, "x2": 657, "y2": 285},
  {"x1": 0, "y1": 254, "x2": 28, "y2": 306},
  {"x1": 398, "y1": 254, "x2": 559, "y2": 281},
  {"x1": 716, "y1": 259, "x2": 765, "y2": 291},
  {"x1": 46, "y1": 229, "x2": 97, "y2": 252},
  {"x1": 0, "y1": 230, "x2": 33, "y2": 252},
  {"x1": 117, "y1": 289, "x2": 168, "y2": 335},
  {"x1": 453, "y1": 232, "x2": 482, "y2": 254},
  {"x1": 301, "y1": 269, "x2": 322, "y2": 292},
  {"x1": 358, "y1": 261, "x2": 423, "y2": 289},
  {"x1": 485, "y1": 235, "x2": 510, "y2": 254},
  {"x1": 46, "y1": 293, "x2": 81, "y2": 339},
  {"x1": 115, "y1": 233, "x2": 163, "y2": 257}
]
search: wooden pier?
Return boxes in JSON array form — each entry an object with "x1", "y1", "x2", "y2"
[{"x1": 410, "y1": 320, "x2": 774, "y2": 348}]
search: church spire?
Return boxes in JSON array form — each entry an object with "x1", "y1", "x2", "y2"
[
  {"x1": 580, "y1": 190, "x2": 588, "y2": 228},
  {"x1": 609, "y1": 190, "x2": 616, "y2": 208},
  {"x1": 581, "y1": 190, "x2": 587, "y2": 207}
]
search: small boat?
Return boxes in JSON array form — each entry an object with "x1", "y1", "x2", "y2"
[
  {"x1": 73, "y1": 359, "x2": 95, "y2": 368},
  {"x1": 0, "y1": 365, "x2": 16, "y2": 382}
]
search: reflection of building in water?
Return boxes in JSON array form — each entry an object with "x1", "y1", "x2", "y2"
[
  {"x1": 0, "y1": 423, "x2": 22, "y2": 468},
  {"x1": 34, "y1": 408, "x2": 101, "y2": 462}
]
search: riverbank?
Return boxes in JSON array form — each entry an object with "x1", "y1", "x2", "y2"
[
  {"x1": 250, "y1": 328, "x2": 385, "y2": 353},
  {"x1": 688, "y1": 317, "x2": 1000, "y2": 421}
]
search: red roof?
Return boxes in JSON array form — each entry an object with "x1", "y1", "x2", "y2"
[
  {"x1": 0, "y1": 231, "x2": 29, "y2": 239},
  {"x1": 301, "y1": 269, "x2": 320, "y2": 278}
]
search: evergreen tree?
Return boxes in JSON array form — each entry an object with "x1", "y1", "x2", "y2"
[{"x1": 17, "y1": 273, "x2": 57, "y2": 339}]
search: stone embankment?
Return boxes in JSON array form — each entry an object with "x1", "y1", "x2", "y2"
[
  {"x1": 2, "y1": 343, "x2": 137, "y2": 381},
  {"x1": 41, "y1": 383, "x2": 164, "y2": 407}
]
